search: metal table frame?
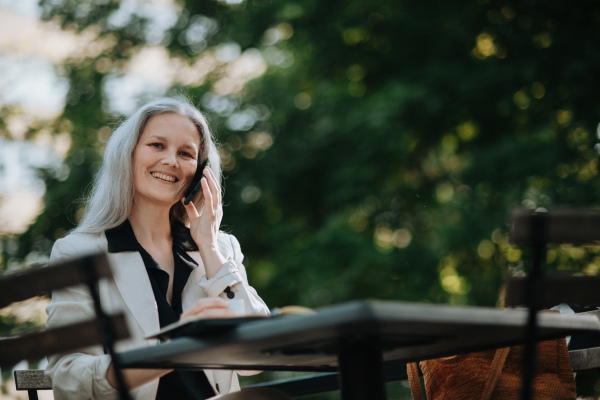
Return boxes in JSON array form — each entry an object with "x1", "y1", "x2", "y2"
[{"x1": 118, "y1": 300, "x2": 600, "y2": 400}]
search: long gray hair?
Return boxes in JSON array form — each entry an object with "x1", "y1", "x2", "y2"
[{"x1": 75, "y1": 97, "x2": 221, "y2": 233}]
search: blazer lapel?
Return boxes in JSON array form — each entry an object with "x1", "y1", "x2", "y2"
[{"x1": 105, "y1": 244, "x2": 160, "y2": 337}]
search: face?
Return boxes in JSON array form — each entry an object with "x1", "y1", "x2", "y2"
[{"x1": 132, "y1": 113, "x2": 201, "y2": 207}]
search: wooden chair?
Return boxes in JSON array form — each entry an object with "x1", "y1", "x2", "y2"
[
  {"x1": 508, "y1": 207, "x2": 600, "y2": 398},
  {"x1": 0, "y1": 252, "x2": 130, "y2": 399}
]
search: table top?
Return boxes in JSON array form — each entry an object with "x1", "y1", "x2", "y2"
[{"x1": 118, "y1": 300, "x2": 600, "y2": 372}]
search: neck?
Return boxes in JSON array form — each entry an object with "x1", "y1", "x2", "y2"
[{"x1": 128, "y1": 199, "x2": 173, "y2": 247}]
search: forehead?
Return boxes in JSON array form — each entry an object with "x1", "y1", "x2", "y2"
[{"x1": 140, "y1": 113, "x2": 201, "y2": 146}]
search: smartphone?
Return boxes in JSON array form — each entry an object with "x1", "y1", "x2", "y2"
[{"x1": 183, "y1": 160, "x2": 208, "y2": 205}]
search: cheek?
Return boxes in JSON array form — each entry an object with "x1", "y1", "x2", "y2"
[
  {"x1": 131, "y1": 151, "x2": 151, "y2": 184},
  {"x1": 185, "y1": 161, "x2": 199, "y2": 179},
  {"x1": 132, "y1": 166, "x2": 145, "y2": 190},
  {"x1": 133, "y1": 148, "x2": 158, "y2": 169}
]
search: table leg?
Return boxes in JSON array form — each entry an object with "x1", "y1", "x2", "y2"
[{"x1": 337, "y1": 342, "x2": 386, "y2": 400}]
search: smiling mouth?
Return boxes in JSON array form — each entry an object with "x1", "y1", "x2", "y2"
[{"x1": 151, "y1": 172, "x2": 179, "y2": 183}]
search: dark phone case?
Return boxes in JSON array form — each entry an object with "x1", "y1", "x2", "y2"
[{"x1": 184, "y1": 160, "x2": 208, "y2": 205}]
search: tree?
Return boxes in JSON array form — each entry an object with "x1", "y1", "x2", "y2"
[{"x1": 9, "y1": 0, "x2": 600, "y2": 313}]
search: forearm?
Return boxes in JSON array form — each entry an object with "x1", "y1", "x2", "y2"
[{"x1": 107, "y1": 363, "x2": 173, "y2": 390}]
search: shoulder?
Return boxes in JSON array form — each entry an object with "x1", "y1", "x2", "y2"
[{"x1": 51, "y1": 231, "x2": 107, "y2": 263}]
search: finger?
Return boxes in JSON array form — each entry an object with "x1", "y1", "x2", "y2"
[
  {"x1": 181, "y1": 305, "x2": 237, "y2": 320},
  {"x1": 200, "y1": 177, "x2": 214, "y2": 210},
  {"x1": 203, "y1": 167, "x2": 222, "y2": 202},
  {"x1": 204, "y1": 165, "x2": 217, "y2": 185},
  {"x1": 202, "y1": 168, "x2": 220, "y2": 204},
  {"x1": 193, "y1": 297, "x2": 229, "y2": 310},
  {"x1": 180, "y1": 298, "x2": 228, "y2": 319},
  {"x1": 181, "y1": 309, "x2": 238, "y2": 321},
  {"x1": 181, "y1": 197, "x2": 200, "y2": 219},
  {"x1": 198, "y1": 309, "x2": 238, "y2": 318}
]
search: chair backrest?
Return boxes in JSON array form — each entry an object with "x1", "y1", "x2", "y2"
[
  {"x1": 508, "y1": 208, "x2": 600, "y2": 399},
  {"x1": 1, "y1": 252, "x2": 131, "y2": 400},
  {"x1": 507, "y1": 207, "x2": 600, "y2": 308},
  {"x1": 0, "y1": 252, "x2": 129, "y2": 368}
]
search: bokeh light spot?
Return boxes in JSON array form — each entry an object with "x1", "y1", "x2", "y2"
[
  {"x1": 374, "y1": 227, "x2": 394, "y2": 252},
  {"x1": 435, "y1": 182, "x2": 454, "y2": 203},
  {"x1": 477, "y1": 239, "x2": 495, "y2": 259},
  {"x1": 241, "y1": 185, "x2": 261, "y2": 203},
  {"x1": 531, "y1": 81, "x2": 545, "y2": 99},
  {"x1": 294, "y1": 92, "x2": 311, "y2": 110},
  {"x1": 556, "y1": 109, "x2": 573, "y2": 126},
  {"x1": 473, "y1": 33, "x2": 497, "y2": 58},
  {"x1": 513, "y1": 90, "x2": 530, "y2": 109},
  {"x1": 457, "y1": 121, "x2": 478, "y2": 141},
  {"x1": 393, "y1": 229, "x2": 412, "y2": 248}
]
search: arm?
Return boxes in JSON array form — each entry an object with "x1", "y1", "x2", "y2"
[
  {"x1": 180, "y1": 166, "x2": 269, "y2": 378},
  {"x1": 182, "y1": 165, "x2": 269, "y2": 317},
  {"x1": 196, "y1": 233, "x2": 269, "y2": 317},
  {"x1": 45, "y1": 236, "x2": 171, "y2": 398},
  {"x1": 106, "y1": 364, "x2": 170, "y2": 392}
]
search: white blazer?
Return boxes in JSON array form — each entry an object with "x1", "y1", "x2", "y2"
[{"x1": 45, "y1": 229, "x2": 270, "y2": 400}]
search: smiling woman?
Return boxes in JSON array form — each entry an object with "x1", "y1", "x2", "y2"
[{"x1": 43, "y1": 97, "x2": 276, "y2": 400}]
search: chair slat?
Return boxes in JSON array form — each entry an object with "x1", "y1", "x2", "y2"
[
  {"x1": 570, "y1": 346, "x2": 600, "y2": 371},
  {"x1": 505, "y1": 276, "x2": 600, "y2": 309},
  {"x1": 0, "y1": 313, "x2": 128, "y2": 368},
  {"x1": 0, "y1": 252, "x2": 112, "y2": 309},
  {"x1": 510, "y1": 208, "x2": 600, "y2": 245}
]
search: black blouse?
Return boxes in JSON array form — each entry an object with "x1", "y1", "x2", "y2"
[{"x1": 106, "y1": 220, "x2": 216, "y2": 399}]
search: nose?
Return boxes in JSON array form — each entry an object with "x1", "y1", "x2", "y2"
[{"x1": 161, "y1": 151, "x2": 178, "y2": 167}]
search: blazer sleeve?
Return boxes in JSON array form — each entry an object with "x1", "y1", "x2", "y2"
[
  {"x1": 44, "y1": 236, "x2": 120, "y2": 400},
  {"x1": 194, "y1": 233, "x2": 270, "y2": 378},
  {"x1": 196, "y1": 233, "x2": 270, "y2": 317}
]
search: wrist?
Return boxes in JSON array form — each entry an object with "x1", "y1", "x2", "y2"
[{"x1": 199, "y1": 244, "x2": 228, "y2": 278}]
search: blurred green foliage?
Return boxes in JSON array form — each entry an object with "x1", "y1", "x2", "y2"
[
  {"x1": 3, "y1": 0, "x2": 600, "y2": 395},
  {"x1": 8, "y1": 0, "x2": 600, "y2": 304}
]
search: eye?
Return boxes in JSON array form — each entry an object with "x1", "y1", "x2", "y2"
[
  {"x1": 179, "y1": 151, "x2": 194, "y2": 158},
  {"x1": 150, "y1": 143, "x2": 164, "y2": 149}
]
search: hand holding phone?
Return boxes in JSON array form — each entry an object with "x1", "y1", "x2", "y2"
[{"x1": 184, "y1": 160, "x2": 208, "y2": 205}]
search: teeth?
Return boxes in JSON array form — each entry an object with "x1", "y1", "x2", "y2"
[{"x1": 151, "y1": 172, "x2": 175, "y2": 182}]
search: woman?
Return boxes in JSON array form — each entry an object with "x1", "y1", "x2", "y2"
[{"x1": 45, "y1": 97, "x2": 271, "y2": 399}]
